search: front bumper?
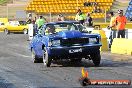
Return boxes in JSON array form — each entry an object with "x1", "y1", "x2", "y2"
[{"x1": 48, "y1": 44, "x2": 101, "y2": 59}]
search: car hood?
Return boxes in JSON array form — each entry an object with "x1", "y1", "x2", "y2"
[
  {"x1": 47, "y1": 30, "x2": 100, "y2": 40},
  {"x1": 57, "y1": 30, "x2": 82, "y2": 38}
]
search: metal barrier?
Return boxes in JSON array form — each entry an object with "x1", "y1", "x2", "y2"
[
  {"x1": 111, "y1": 38, "x2": 132, "y2": 55},
  {"x1": 92, "y1": 29, "x2": 109, "y2": 51}
]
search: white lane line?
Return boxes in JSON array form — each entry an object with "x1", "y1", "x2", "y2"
[
  {"x1": 9, "y1": 51, "x2": 31, "y2": 58},
  {"x1": 15, "y1": 53, "x2": 31, "y2": 58}
]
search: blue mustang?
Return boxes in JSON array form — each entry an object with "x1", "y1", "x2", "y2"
[{"x1": 30, "y1": 21, "x2": 102, "y2": 67}]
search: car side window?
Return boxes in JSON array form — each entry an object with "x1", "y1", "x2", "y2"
[
  {"x1": 1, "y1": 23, "x2": 4, "y2": 25},
  {"x1": 9, "y1": 22, "x2": 12, "y2": 25}
]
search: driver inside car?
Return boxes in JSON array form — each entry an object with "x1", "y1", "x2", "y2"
[{"x1": 45, "y1": 25, "x2": 55, "y2": 35}]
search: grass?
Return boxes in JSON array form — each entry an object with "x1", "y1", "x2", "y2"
[
  {"x1": 0, "y1": 0, "x2": 26, "y2": 19},
  {"x1": 0, "y1": 0, "x2": 12, "y2": 5}
]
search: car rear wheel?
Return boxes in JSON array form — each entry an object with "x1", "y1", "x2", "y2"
[
  {"x1": 91, "y1": 50, "x2": 101, "y2": 67},
  {"x1": 4, "y1": 29, "x2": 9, "y2": 35},
  {"x1": 23, "y1": 28, "x2": 28, "y2": 34},
  {"x1": 43, "y1": 48, "x2": 52, "y2": 67}
]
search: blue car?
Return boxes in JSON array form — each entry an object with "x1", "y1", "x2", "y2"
[{"x1": 30, "y1": 21, "x2": 102, "y2": 67}]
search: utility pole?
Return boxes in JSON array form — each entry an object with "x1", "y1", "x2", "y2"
[
  {"x1": 6, "y1": 5, "x2": 8, "y2": 18},
  {"x1": 105, "y1": 10, "x2": 106, "y2": 23},
  {"x1": 77, "y1": 0, "x2": 78, "y2": 9}
]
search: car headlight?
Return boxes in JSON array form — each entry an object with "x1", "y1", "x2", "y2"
[
  {"x1": 51, "y1": 40, "x2": 60, "y2": 46},
  {"x1": 89, "y1": 38, "x2": 97, "y2": 43}
]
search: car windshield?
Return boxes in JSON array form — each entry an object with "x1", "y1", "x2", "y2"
[
  {"x1": 9, "y1": 21, "x2": 19, "y2": 26},
  {"x1": 44, "y1": 23, "x2": 78, "y2": 34},
  {"x1": 74, "y1": 23, "x2": 84, "y2": 32},
  {"x1": 19, "y1": 21, "x2": 27, "y2": 25}
]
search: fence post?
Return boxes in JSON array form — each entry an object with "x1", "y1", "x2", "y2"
[
  {"x1": 50, "y1": 12, "x2": 51, "y2": 22},
  {"x1": 77, "y1": 0, "x2": 78, "y2": 9},
  {"x1": 6, "y1": 5, "x2": 8, "y2": 18},
  {"x1": 105, "y1": 10, "x2": 106, "y2": 23}
]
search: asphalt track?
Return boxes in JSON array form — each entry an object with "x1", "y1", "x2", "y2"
[{"x1": 0, "y1": 32, "x2": 132, "y2": 88}]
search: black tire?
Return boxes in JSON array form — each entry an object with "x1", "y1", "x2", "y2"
[
  {"x1": 43, "y1": 48, "x2": 52, "y2": 67},
  {"x1": 23, "y1": 28, "x2": 28, "y2": 34},
  {"x1": 4, "y1": 29, "x2": 9, "y2": 35},
  {"x1": 91, "y1": 50, "x2": 101, "y2": 67}
]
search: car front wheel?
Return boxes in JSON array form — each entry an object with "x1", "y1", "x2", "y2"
[
  {"x1": 91, "y1": 50, "x2": 101, "y2": 67},
  {"x1": 23, "y1": 28, "x2": 28, "y2": 34},
  {"x1": 4, "y1": 29, "x2": 9, "y2": 35},
  {"x1": 43, "y1": 48, "x2": 52, "y2": 67}
]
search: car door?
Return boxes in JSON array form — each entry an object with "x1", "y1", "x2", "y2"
[
  {"x1": 13, "y1": 21, "x2": 21, "y2": 31},
  {"x1": 34, "y1": 35, "x2": 44, "y2": 57},
  {"x1": 0, "y1": 23, "x2": 5, "y2": 31},
  {"x1": 7, "y1": 21, "x2": 16, "y2": 31},
  {"x1": 32, "y1": 26, "x2": 46, "y2": 57},
  {"x1": 17, "y1": 21, "x2": 26, "y2": 31}
]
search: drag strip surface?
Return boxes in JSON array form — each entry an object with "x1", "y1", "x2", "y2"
[{"x1": 0, "y1": 32, "x2": 132, "y2": 88}]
